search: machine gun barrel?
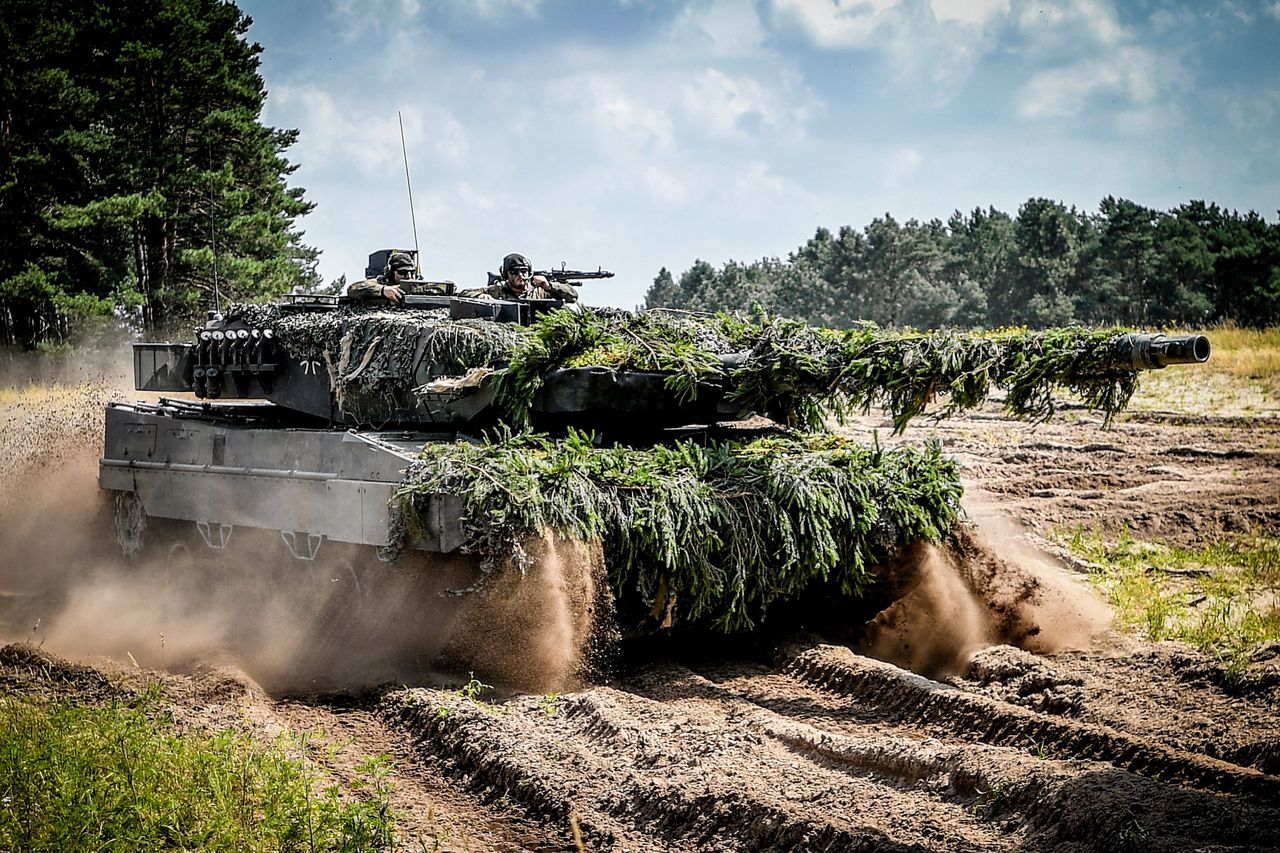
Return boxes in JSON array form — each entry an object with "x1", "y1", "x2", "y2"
[
  {"x1": 536, "y1": 266, "x2": 614, "y2": 284},
  {"x1": 1112, "y1": 333, "x2": 1211, "y2": 370}
]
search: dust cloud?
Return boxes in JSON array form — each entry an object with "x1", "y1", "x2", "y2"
[
  {"x1": 863, "y1": 490, "x2": 1112, "y2": 678},
  {"x1": 0, "y1": 327, "x2": 134, "y2": 389},
  {"x1": 443, "y1": 533, "x2": 612, "y2": 693},
  {"x1": 0, "y1": 361, "x2": 607, "y2": 696}
]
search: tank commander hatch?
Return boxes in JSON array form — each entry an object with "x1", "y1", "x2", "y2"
[
  {"x1": 460, "y1": 253, "x2": 579, "y2": 302},
  {"x1": 347, "y1": 251, "x2": 416, "y2": 304}
]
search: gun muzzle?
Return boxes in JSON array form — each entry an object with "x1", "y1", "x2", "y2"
[{"x1": 1114, "y1": 333, "x2": 1211, "y2": 370}]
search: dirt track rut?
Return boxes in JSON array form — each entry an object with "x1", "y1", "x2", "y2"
[{"x1": 381, "y1": 640, "x2": 1279, "y2": 852}]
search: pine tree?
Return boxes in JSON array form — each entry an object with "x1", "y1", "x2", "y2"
[{"x1": 0, "y1": 0, "x2": 317, "y2": 346}]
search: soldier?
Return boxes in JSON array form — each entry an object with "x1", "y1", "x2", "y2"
[
  {"x1": 461, "y1": 253, "x2": 578, "y2": 302},
  {"x1": 347, "y1": 251, "x2": 416, "y2": 304}
]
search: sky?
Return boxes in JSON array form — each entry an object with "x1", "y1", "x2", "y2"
[{"x1": 240, "y1": 0, "x2": 1280, "y2": 307}]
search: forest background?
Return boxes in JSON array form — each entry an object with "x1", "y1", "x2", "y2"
[{"x1": 3, "y1": 0, "x2": 1278, "y2": 351}]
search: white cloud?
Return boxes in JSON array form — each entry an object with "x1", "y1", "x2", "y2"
[
  {"x1": 641, "y1": 165, "x2": 692, "y2": 206},
  {"x1": 732, "y1": 161, "x2": 809, "y2": 206},
  {"x1": 931, "y1": 0, "x2": 1008, "y2": 26},
  {"x1": 327, "y1": 0, "x2": 539, "y2": 39},
  {"x1": 1010, "y1": 0, "x2": 1125, "y2": 54},
  {"x1": 672, "y1": 0, "x2": 767, "y2": 56},
  {"x1": 769, "y1": 0, "x2": 1007, "y2": 106},
  {"x1": 1268, "y1": 2, "x2": 1280, "y2": 22},
  {"x1": 555, "y1": 64, "x2": 816, "y2": 159},
  {"x1": 884, "y1": 147, "x2": 922, "y2": 188},
  {"x1": 680, "y1": 69, "x2": 792, "y2": 138},
  {"x1": 1222, "y1": 88, "x2": 1280, "y2": 132},
  {"x1": 559, "y1": 74, "x2": 675, "y2": 154},
  {"x1": 447, "y1": 0, "x2": 542, "y2": 19},
  {"x1": 1015, "y1": 45, "x2": 1167, "y2": 120},
  {"x1": 771, "y1": 0, "x2": 894, "y2": 49},
  {"x1": 526, "y1": 60, "x2": 821, "y2": 214},
  {"x1": 1148, "y1": 7, "x2": 1189, "y2": 35},
  {"x1": 268, "y1": 86, "x2": 468, "y2": 175},
  {"x1": 453, "y1": 182, "x2": 500, "y2": 213},
  {"x1": 1222, "y1": 0, "x2": 1254, "y2": 24}
]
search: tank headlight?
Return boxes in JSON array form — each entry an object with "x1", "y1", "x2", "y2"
[
  {"x1": 199, "y1": 331, "x2": 212, "y2": 341},
  {"x1": 250, "y1": 328, "x2": 261, "y2": 339},
  {"x1": 263, "y1": 329, "x2": 275, "y2": 340},
  {"x1": 236, "y1": 329, "x2": 249, "y2": 340},
  {"x1": 212, "y1": 331, "x2": 225, "y2": 341}
]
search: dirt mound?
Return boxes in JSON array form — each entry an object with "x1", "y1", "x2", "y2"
[
  {"x1": 933, "y1": 406, "x2": 1280, "y2": 548},
  {"x1": 0, "y1": 642, "x2": 120, "y2": 702},
  {"x1": 384, "y1": 641, "x2": 1280, "y2": 851}
]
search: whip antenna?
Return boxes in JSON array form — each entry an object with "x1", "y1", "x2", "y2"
[
  {"x1": 208, "y1": 146, "x2": 222, "y2": 315},
  {"x1": 398, "y1": 110, "x2": 421, "y2": 275}
]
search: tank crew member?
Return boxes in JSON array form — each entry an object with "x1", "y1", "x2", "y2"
[
  {"x1": 347, "y1": 251, "x2": 416, "y2": 304},
  {"x1": 461, "y1": 253, "x2": 578, "y2": 302}
]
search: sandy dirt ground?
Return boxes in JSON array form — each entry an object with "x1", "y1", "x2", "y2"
[{"x1": 1, "y1": 372, "x2": 1278, "y2": 851}]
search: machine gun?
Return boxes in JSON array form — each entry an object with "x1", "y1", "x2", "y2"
[
  {"x1": 536, "y1": 264, "x2": 614, "y2": 285},
  {"x1": 486, "y1": 264, "x2": 615, "y2": 287}
]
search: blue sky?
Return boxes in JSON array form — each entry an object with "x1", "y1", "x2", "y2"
[{"x1": 241, "y1": 0, "x2": 1280, "y2": 307}]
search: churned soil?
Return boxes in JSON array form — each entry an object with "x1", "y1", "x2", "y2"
[{"x1": 2, "y1": 375, "x2": 1279, "y2": 851}]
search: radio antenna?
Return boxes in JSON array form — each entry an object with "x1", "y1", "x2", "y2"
[
  {"x1": 208, "y1": 145, "x2": 222, "y2": 315},
  {"x1": 398, "y1": 110, "x2": 421, "y2": 276}
]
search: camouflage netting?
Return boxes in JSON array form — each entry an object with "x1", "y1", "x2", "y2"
[
  {"x1": 227, "y1": 302, "x2": 1146, "y2": 431},
  {"x1": 225, "y1": 303, "x2": 527, "y2": 415},
  {"x1": 396, "y1": 431, "x2": 963, "y2": 631}
]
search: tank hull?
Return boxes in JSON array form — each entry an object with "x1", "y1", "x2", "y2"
[{"x1": 99, "y1": 401, "x2": 464, "y2": 555}]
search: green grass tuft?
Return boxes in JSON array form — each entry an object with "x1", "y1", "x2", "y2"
[
  {"x1": 0, "y1": 687, "x2": 400, "y2": 852},
  {"x1": 1062, "y1": 527, "x2": 1280, "y2": 674}
]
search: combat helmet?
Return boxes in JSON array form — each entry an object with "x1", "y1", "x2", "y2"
[
  {"x1": 501, "y1": 253, "x2": 532, "y2": 277},
  {"x1": 385, "y1": 251, "x2": 416, "y2": 276}
]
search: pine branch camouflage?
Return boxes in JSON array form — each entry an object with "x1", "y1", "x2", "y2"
[
  {"x1": 397, "y1": 432, "x2": 963, "y2": 631},
  {"x1": 214, "y1": 301, "x2": 1158, "y2": 631},
  {"x1": 226, "y1": 302, "x2": 1145, "y2": 430}
]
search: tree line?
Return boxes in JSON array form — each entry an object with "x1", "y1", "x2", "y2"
[
  {"x1": 0, "y1": 0, "x2": 318, "y2": 349},
  {"x1": 646, "y1": 198, "x2": 1280, "y2": 330}
]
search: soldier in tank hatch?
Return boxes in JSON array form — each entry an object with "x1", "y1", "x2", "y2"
[
  {"x1": 461, "y1": 253, "x2": 579, "y2": 302},
  {"x1": 347, "y1": 251, "x2": 417, "y2": 304}
]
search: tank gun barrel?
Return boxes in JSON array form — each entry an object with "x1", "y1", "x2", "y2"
[{"x1": 1112, "y1": 333, "x2": 1211, "y2": 370}]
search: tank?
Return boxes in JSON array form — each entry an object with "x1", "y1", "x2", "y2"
[{"x1": 100, "y1": 252, "x2": 1212, "y2": 633}]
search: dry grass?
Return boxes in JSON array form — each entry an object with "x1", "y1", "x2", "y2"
[
  {"x1": 1129, "y1": 325, "x2": 1279, "y2": 417},
  {"x1": 0, "y1": 382, "x2": 84, "y2": 405},
  {"x1": 1199, "y1": 325, "x2": 1280, "y2": 379}
]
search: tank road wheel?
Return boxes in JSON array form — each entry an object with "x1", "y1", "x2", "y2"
[{"x1": 114, "y1": 491, "x2": 147, "y2": 558}]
